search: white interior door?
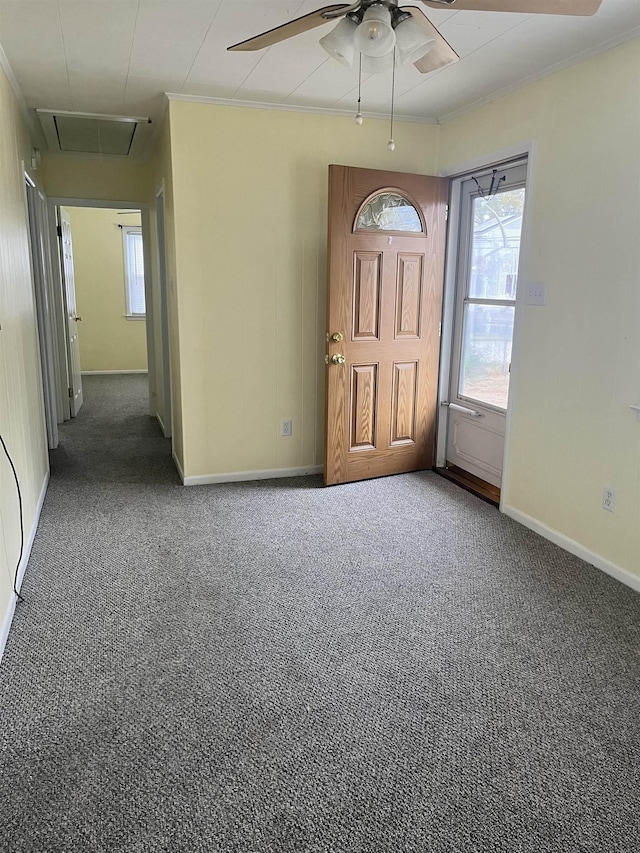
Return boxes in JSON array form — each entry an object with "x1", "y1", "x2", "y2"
[
  {"x1": 445, "y1": 161, "x2": 527, "y2": 488},
  {"x1": 58, "y1": 207, "x2": 83, "y2": 416},
  {"x1": 26, "y1": 180, "x2": 59, "y2": 448}
]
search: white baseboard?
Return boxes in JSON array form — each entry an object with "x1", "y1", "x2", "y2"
[
  {"x1": 181, "y1": 464, "x2": 323, "y2": 487},
  {"x1": 81, "y1": 370, "x2": 148, "y2": 375},
  {"x1": 502, "y1": 504, "x2": 640, "y2": 595},
  {"x1": 0, "y1": 471, "x2": 49, "y2": 664}
]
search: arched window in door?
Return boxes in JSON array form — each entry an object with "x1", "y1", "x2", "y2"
[{"x1": 354, "y1": 190, "x2": 424, "y2": 233}]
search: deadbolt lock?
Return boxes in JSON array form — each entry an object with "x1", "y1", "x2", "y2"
[
  {"x1": 331, "y1": 332, "x2": 343, "y2": 342},
  {"x1": 331, "y1": 353, "x2": 346, "y2": 365}
]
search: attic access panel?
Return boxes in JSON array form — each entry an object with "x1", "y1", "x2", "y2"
[{"x1": 36, "y1": 110, "x2": 152, "y2": 158}]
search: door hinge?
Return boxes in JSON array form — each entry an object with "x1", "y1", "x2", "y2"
[
  {"x1": 444, "y1": 205, "x2": 449, "y2": 222},
  {"x1": 68, "y1": 386, "x2": 74, "y2": 398},
  {"x1": 438, "y1": 322, "x2": 442, "y2": 336},
  {"x1": 57, "y1": 224, "x2": 62, "y2": 237}
]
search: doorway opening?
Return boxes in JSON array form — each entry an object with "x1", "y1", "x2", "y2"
[
  {"x1": 436, "y1": 157, "x2": 529, "y2": 505},
  {"x1": 324, "y1": 165, "x2": 448, "y2": 486},
  {"x1": 57, "y1": 204, "x2": 149, "y2": 420},
  {"x1": 25, "y1": 191, "x2": 171, "y2": 458}
]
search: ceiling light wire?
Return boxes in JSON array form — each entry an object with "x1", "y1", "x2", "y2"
[
  {"x1": 388, "y1": 47, "x2": 396, "y2": 151},
  {"x1": 355, "y1": 53, "x2": 364, "y2": 125}
]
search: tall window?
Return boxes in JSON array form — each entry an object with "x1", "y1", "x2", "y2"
[
  {"x1": 458, "y1": 188, "x2": 525, "y2": 410},
  {"x1": 122, "y1": 226, "x2": 145, "y2": 317}
]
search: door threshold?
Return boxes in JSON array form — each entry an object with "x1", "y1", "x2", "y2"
[{"x1": 435, "y1": 465, "x2": 500, "y2": 507}]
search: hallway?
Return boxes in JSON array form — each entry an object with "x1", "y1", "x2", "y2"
[
  {"x1": 49, "y1": 374, "x2": 175, "y2": 484},
  {"x1": 0, "y1": 376, "x2": 639, "y2": 852}
]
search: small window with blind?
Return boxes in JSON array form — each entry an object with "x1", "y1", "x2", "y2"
[{"x1": 122, "y1": 226, "x2": 145, "y2": 318}]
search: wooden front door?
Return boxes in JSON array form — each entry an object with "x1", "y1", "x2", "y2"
[{"x1": 324, "y1": 165, "x2": 448, "y2": 486}]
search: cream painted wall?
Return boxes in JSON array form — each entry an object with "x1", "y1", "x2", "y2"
[
  {"x1": 167, "y1": 100, "x2": 439, "y2": 479},
  {"x1": 439, "y1": 39, "x2": 640, "y2": 578},
  {"x1": 40, "y1": 156, "x2": 151, "y2": 203},
  {"x1": 67, "y1": 207, "x2": 147, "y2": 372},
  {"x1": 0, "y1": 65, "x2": 49, "y2": 639}
]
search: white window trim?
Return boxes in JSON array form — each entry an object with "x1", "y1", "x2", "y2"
[{"x1": 122, "y1": 225, "x2": 145, "y2": 319}]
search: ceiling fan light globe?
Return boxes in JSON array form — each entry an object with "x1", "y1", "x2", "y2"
[
  {"x1": 319, "y1": 16, "x2": 357, "y2": 67},
  {"x1": 394, "y1": 17, "x2": 435, "y2": 66},
  {"x1": 354, "y1": 4, "x2": 395, "y2": 58},
  {"x1": 361, "y1": 53, "x2": 394, "y2": 75}
]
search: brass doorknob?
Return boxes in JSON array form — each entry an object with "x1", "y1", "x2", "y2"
[
  {"x1": 331, "y1": 332, "x2": 343, "y2": 342},
  {"x1": 75, "y1": 316, "x2": 82, "y2": 321},
  {"x1": 331, "y1": 353, "x2": 346, "y2": 365}
]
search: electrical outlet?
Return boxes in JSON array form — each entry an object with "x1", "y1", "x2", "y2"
[
  {"x1": 602, "y1": 487, "x2": 616, "y2": 512},
  {"x1": 525, "y1": 282, "x2": 546, "y2": 305},
  {"x1": 281, "y1": 419, "x2": 292, "y2": 437}
]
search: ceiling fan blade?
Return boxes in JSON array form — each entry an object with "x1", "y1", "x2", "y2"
[
  {"x1": 227, "y1": 5, "x2": 353, "y2": 52},
  {"x1": 419, "y1": 0, "x2": 601, "y2": 15},
  {"x1": 402, "y1": 8, "x2": 460, "y2": 74}
]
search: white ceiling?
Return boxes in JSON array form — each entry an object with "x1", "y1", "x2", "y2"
[{"x1": 0, "y1": 0, "x2": 638, "y2": 153}]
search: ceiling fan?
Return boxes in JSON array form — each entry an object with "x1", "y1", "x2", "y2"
[{"x1": 228, "y1": 0, "x2": 602, "y2": 76}]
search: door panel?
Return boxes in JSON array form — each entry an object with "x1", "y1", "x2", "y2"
[
  {"x1": 395, "y1": 254, "x2": 423, "y2": 338},
  {"x1": 325, "y1": 165, "x2": 448, "y2": 485},
  {"x1": 353, "y1": 253, "x2": 382, "y2": 340},
  {"x1": 450, "y1": 415, "x2": 503, "y2": 482},
  {"x1": 58, "y1": 207, "x2": 83, "y2": 417},
  {"x1": 350, "y1": 364, "x2": 378, "y2": 451},
  {"x1": 391, "y1": 361, "x2": 418, "y2": 445}
]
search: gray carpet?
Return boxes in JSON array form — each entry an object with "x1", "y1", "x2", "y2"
[{"x1": 1, "y1": 374, "x2": 639, "y2": 852}]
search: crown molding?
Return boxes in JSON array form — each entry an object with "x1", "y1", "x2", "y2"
[
  {"x1": 438, "y1": 27, "x2": 640, "y2": 125},
  {"x1": 0, "y1": 41, "x2": 26, "y2": 110},
  {"x1": 0, "y1": 41, "x2": 48, "y2": 165},
  {"x1": 164, "y1": 92, "x2": 438, "y2": 125}
]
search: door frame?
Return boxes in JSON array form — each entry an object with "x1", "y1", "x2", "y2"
[
  {"x1": 46, "y1": 196, "x2": 160, "y2": 423},
  {"x1": 436, "y1": 142, "x2": 536, "y2": 510},
  {"x1": 154, "y1": 183, "x2": 172, "y2": 438}
]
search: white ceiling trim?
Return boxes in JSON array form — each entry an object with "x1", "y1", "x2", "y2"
[
  {"x1": 164, "y1": 92, "x2": 439, "y2": 125},
  {"x1": 438, "y1": 26, "x2": 640, "y2": 125},
  {"x1": 47, "y1": 198, "x2": 146, "y2": 210}
]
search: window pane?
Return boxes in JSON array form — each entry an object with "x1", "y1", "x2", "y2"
[
  {"x1": 125, "y1": 231, "x2": 145, "y2": 314},
  {"x1": 356, "y1": 192, "x2": 422, "y2": 232},
  {"x1": 459, "y1": 304, "x2": 514, "y2": 409},
  {"x1": 469, "y1": 189, "x2": 525, "y2": 299}
]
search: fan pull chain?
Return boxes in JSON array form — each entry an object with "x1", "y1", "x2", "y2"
[
  {"x1": 388, "y1": 48, "x2": 396, "y2": 151},
  {"x1": 355, "y1": 54, "x2": 363, "y2": 125}
]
